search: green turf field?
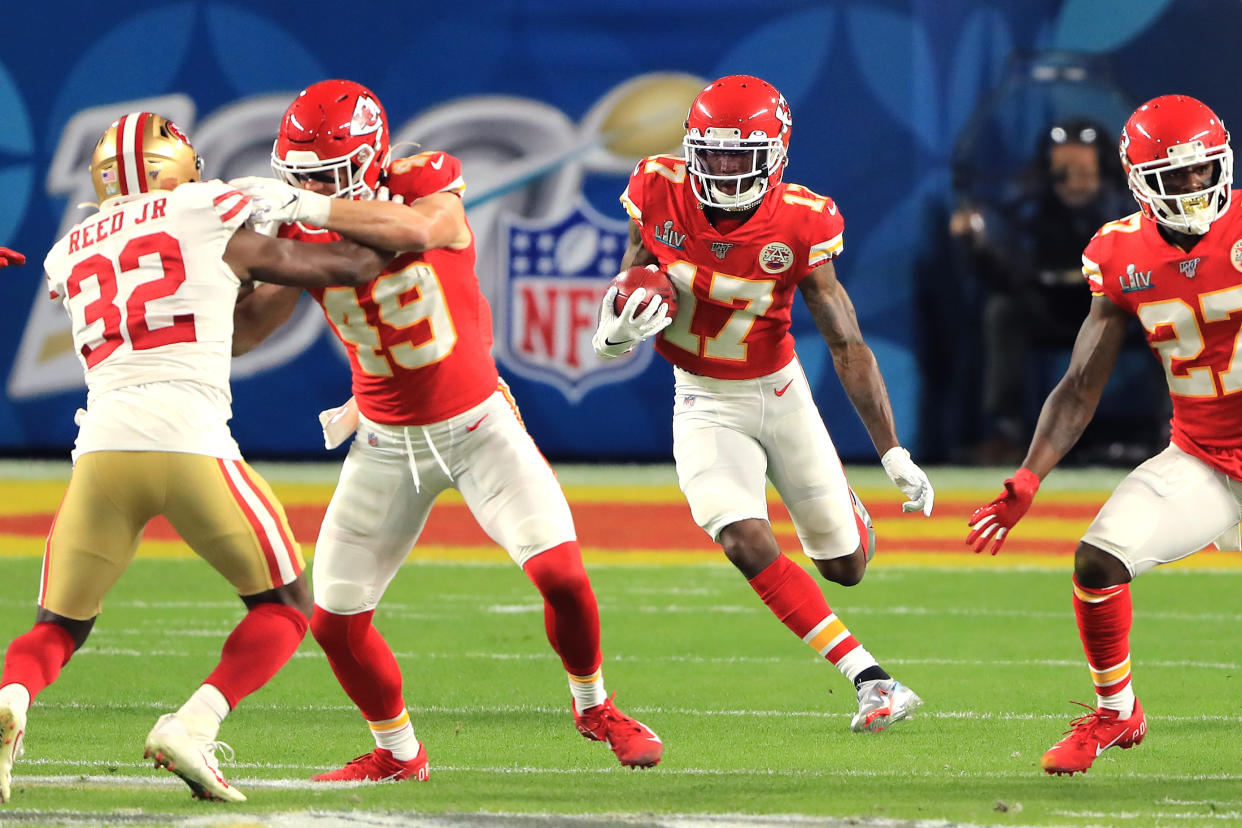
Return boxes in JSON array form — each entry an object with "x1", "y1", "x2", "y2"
[{"x1": 1, "y1": 553, "x2": 1239, "y2": 826}]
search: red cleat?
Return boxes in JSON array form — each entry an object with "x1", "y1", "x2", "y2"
[
  {"x1": 1041, "y1": 699, "x2": 1146, "y2": 776},
  {"x1": 310, "y1": 745, "x2": 429, "y2": 782},
  {"x1": 573, "y1": 694, "x2": 663, "y2": 768}
]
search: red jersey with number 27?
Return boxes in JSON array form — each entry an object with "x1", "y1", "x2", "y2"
[
  {"x1": 1083, "y1": 198, "x2": 1242, "y2": 479},
  {"x1": 620, "y1": 153, "x2": 844, "y2": 379},
  {"x1": 281, "y1": 152, "x2": 498, "y2": 426}
]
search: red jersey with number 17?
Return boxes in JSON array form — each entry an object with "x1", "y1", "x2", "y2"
[
  {"x1": 620, "y1": 153, "x2": 844, "y2": 379},
  {"x1": 1083, "y1": 198, "x2": 1242, "y2": 479},
  {"x1": 280, "y1": 151, "x2": 499, "y2": 426}
]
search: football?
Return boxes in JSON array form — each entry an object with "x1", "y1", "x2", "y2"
[{"x1": 611, "y1": 265, "x2": 678, "y2": 319}]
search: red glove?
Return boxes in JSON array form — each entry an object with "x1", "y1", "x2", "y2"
[
  {"x1": 966, "y1": 467, "x2": 1041, "y2": 555},
  {"x1": 0, "y1": 247, "x2": 25, "y2": 267}
]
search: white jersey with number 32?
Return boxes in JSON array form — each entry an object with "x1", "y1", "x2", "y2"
[{"x1": 42, "y1": 179, "x2": 253, "y2": 460}]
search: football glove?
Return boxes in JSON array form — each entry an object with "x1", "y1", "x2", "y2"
[
  {"x1": 966, "y1": 467, "x2": 1041, "y2": 555},
  {"x1": 880, "y1": 446, "x2": 935, "y2": 516},
  {"x1": 374, "y1": 185, "x2": 405, "y2": 204},
  {"x1": 230, "y1": 176, "x2": 332, "y2": 228},
  {"x1": 591, "y1": 285, "x2": 672, "y2": 359},
  {"x1": 0, "y1": 247, "x2": 26, "y2": 267}
]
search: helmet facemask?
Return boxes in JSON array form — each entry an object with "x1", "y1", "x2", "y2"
[
  {"x1": 684, "y1": 128, "x2": 785, "y2": 211},
  {"x1": 1126, "y1": 138, "x2": 1233, "y2": 235},
  {"x1": 272, "y1": 142, "x2": 380, "y2": 201}
]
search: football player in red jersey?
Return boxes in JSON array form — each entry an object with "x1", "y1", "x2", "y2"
[
  {"x1": 0, "y1": 248, "x2": 24, "y2": 267},
  {"x1": 593, "y1": 75, "x2": 934, "y2": 733},
  {"x1": 230, "y1": 79, "x2": 662, "y2": 781},
  {"x1": 966, "y1": 95, "x2": 1242, "y2": 775}
]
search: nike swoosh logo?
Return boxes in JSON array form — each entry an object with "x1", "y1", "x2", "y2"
[
  {"x1": 1095, "y1": 729, "x2": 1129, "y2": 756},
  {"x1": 774, "y1": 379, "x2": 794, "y2": 397},
  {"x1": 430, "y1": 155, "x2": 445, "y2": 170},
  {"x1": 466, "y1": 415, "x2": 488, "y2": 432},
  {"x1": 604, "y1": 337, "x2": 634, "y2": 347}
]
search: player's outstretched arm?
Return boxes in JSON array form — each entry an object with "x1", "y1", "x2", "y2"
[
  {"x1": 0, "y1": 247, "x2": 25, "y2": 267},
  {"x1": 231, "y1": 176, "x2": 468, "y2": 253},
  {"x1": 799, "y1": 261, "x2": 933, "y2": 515},
  {"x1": 226, "y1": 228, "x2": 389, "y2": 356},
  {"x1": 966, "y1": 295, "x2": 1129, "y2": 554},
  {"x1": 224, "y1": 227, "x2": 389, "y2": 290}
]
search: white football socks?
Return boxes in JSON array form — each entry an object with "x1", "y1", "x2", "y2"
[
  {"x1": 176, "y1": 683, "x2": 229, "y2": 738},
  {"x1": 569, "y1": 670, "x2": 607, "y2": 713},
  {"x1": 368, "y1": 709, "x2": 421, "y2": 762}
]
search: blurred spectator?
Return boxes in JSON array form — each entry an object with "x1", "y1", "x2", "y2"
[{"x1": 950, "y1": 118, "x2": 1144, "y2": 464}]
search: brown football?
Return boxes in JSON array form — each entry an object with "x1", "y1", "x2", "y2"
[{"x1": 611, "y1": 266, "x2": 677, "y2": 318}]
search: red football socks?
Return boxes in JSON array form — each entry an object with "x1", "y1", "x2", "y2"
[
  {"x1": 203, "y1": 602, "x2": 308, "y2": 709},
  {"x1": 523, "y1": 542, "x2": 603, "y2": 676},
  {"x1": 0, "y1": 622, "x2": 76, "y2": 701},
  {"x1": 310, "y1": 606, "x2": 406, "y2": 722}
]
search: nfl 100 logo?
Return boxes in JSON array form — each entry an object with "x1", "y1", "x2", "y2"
[{"x1": 495, "y1": 198, "x2": 656, "y2": 401}]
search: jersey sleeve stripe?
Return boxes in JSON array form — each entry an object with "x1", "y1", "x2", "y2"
[
  {"x1": 213, "y1": 190, "x2": 251, "y2": 223},
  {"x1": 620, "y1": 188, "x2": 642, "y2": 223},
  {"x1": 1082, "y1": 254, "x2": 1105, "y2": 294},
  {"x1": 808, "y1": 232, "x2": 844, "y2": 267}
]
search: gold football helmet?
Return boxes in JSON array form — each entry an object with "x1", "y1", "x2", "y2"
[{"x1": 90, "y1": 112, "x2": 202, "y2": 202}]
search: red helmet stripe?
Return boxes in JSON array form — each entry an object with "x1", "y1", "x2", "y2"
[
  {"x1": 131, "y1": 112, "x2": 149, "y2": 193},
  {"x1": 115, "y1": 112, "x2": 151, "y2": 196},
  {"x1": 113, "y1": 114, "x2": 130, "y2": 196}
]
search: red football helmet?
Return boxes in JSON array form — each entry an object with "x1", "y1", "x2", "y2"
[
  {"x1": 1120, "y1": 95, "x2": 1232, "y2": 235},
  {"x1": 683, "y1": 75, "x2": 791, "y2": 211},
  {"x1": 271, "y1": 79, "x2": 389, "y2": 200}
]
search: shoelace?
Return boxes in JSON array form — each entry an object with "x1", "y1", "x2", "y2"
[
  {"x1": 203, "y1": 739, "x2": 236, "y2": 767},
  {"x1": 1060, "y1": 700, "x2": 1104, "y2": 737}
]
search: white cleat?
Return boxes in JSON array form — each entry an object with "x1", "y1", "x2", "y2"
[
  {"x1": 850, "y1": 678, "x2": 922, "y2": 733},
  {"x1": 0, "y1": 702, "x2": 26, "y2": 803},
  {"x1": 143, "y1": 713, "x2": 246, "y2": 802}
]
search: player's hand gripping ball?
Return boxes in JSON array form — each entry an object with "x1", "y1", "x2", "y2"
[{"x1": 611, "y1": 265, "x2": 677, "y2": 319}]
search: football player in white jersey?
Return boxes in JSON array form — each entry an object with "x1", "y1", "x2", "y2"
[{"x1": 0, "y1": 112, "x2": 388, "y2": 804}]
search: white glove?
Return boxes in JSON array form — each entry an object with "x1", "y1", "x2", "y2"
[
  {"x1": 230, "y1": 176, "x2": 332, "y2": 228},
  {"x1": 880, "y1": 446, "x2": 934, "y2": 516},
  {"x1": 318, "y1": 396, "x2": 359, "y2": 450},
  {"x1": 375, "y1": 185, "x2": 405, "y2": 204},
  {"x1": 591, "y1": 285, "x2": 672, "y2": 359}
]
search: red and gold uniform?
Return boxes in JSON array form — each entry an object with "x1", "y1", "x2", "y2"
[
  {"x1": 282, "y1": 152, "x2": 498, "y2": 425},
  {"x1": 622, "y1": 153, "x2": 843, "y2": 379},
  {"x1": 1084, "y1": 200, "x2": 1242, "y2": 478},
  {"x1": 1081, "y1": 198, "x2": 1242, "y2": 572},
  {"x1": 284, "y1": 154, "x2": 576, "y2": 614},
  {"x1": 621, "y1": 154, "x2": 863, "y2": 560}
]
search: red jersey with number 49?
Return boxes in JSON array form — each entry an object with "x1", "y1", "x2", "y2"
[
  {"x1": 1083, "y1": 198, "x2": 1242, "y2": 479},
  {"x1": 282, "y1": 151, "x2": 499, "y2": 426},
  {"x1": 620, "y1": 153, "x2": 844, "y2": 379}
]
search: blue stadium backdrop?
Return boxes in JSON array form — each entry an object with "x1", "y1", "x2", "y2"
[{"x1": 0, "y1": 0, "x2": 1234, "y2": 462}]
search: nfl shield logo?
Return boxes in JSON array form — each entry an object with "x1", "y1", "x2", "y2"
[{"x1": 494, "y1": 197, "x2": 657, "y2": 401}]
